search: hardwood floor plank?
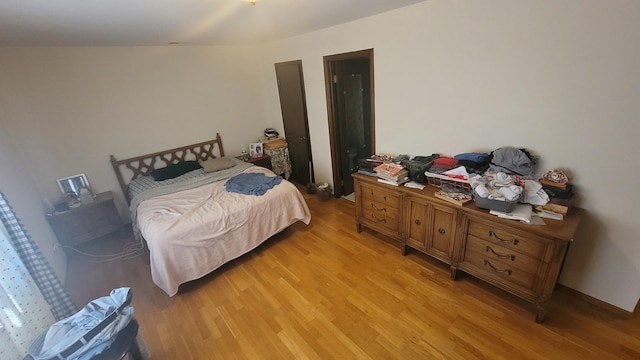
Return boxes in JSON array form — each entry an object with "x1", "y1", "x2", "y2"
[{"x1": 65, "y1": 190, "x2": 640, "y2": 359}]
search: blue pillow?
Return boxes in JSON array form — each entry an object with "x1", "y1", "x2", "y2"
[{"x1": 150, "y1": 161, "x2": 202, "y2": 181}]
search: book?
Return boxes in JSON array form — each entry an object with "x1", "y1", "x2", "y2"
[
  {"x1": 534, "y1": 206, "x2": 564, "y2": 220},
  {"x1": 404, "y1": 181, "x2": 426, "y2": 190},
  {"x1": 377, "y1": 178, "x2": 409, "y2": 186},
  {"x1": 377, "y1": 170, "x2": 408, "y2": 182},
  {"x1": 434, "y1": 190, "x2": 472, "y2": 206},
  {"x1": 542, "y1": 202, "x2": 569, "y2": 216},
  {"x1": 374, "y1": 163, "x2": 405, "y2": 176}
]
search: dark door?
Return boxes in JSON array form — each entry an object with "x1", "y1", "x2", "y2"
[
  {"x1": 324, "y1": 50, "x2": 374, "y2": 197},
  {"x1": 275, "y1": 61, "x2": 313, "y2": 185}
]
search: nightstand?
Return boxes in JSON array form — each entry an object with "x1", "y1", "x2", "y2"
[
  {"x1": 236, "y1": 154, "x2": 272, "y2": 171},
  {"x1": 46, "y1": 191, "x2": 122, "y2": 248}
]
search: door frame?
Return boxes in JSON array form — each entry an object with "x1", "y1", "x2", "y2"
[{"x1": 323, "y1": 49, "x2": 375, "y2": 198}]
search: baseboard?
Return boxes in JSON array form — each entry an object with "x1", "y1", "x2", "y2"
[{"x1": 558, "y1": 285, "x2": 635, "y2": 319}]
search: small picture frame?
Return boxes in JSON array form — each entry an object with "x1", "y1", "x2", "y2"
[
  {"x1": 249, "y1": 143, "x2": 263, "y2": 158},
  {"x1": 57, "y1": 173, "x2": 91, "y2": 198}
]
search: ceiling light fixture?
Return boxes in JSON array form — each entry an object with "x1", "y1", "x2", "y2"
[{"x1": 250, "y1": 0, "x2": 256, "y2": 5}]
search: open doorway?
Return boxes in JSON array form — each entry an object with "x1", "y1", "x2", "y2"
[{"x1": 324, "y1": 49, "x2": 375, "y2": 198}]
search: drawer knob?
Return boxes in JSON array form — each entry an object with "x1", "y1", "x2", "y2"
[
  {"x1": 438, "y1": 228, "x2": 445, "y2": 235},
  {"x1": 485, "y1": 246, "x2": 516, "y2": 261},
  {"x1": 371, "y1": 203, "x2": 387, "y2": 212},
  {"x1": 384, "y1": 195, "x2": 387, "y2": 201},
  {"x1": 488, "y1": 230, "x2": 519, "y2": 245},
  {"x1": 371, "y1": 214, "x2": 387, "y2": 224},
  {"x1": 483, "y1": 260, "x2": 513, "y2": 276},
  {"x1": 415, "y1": 219, "x2": 421, "y2": 225}
]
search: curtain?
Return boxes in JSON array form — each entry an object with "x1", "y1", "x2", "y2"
[{"x1": 0, "y1": 191, "x2": 77, "y2": 359}]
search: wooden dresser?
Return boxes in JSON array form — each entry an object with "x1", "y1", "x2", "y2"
[
  {"x1": 237, "y1": 154, "x2": 272, "y2": 171},
  {"x1": 46, "y1": 191, "x2": 123, "y2": 248},
  {"x1": 353, "y1": 173, "x2": 583, "y2": 322}
]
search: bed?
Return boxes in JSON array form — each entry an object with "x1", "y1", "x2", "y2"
[{"x1": 110, "y1": 133, "x2": 311, "y2": 296}]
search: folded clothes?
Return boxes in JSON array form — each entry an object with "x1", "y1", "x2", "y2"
[
  {"x1": 474, "y1": 184, "x2": 490, "y2": 198},
  {"x1": 499, "y1": 186, "x2": 522, "y2": 201},
  {"x1": 433, "y1": 157, "x2": 458, "y2": 167},
  {"x1": 489, "y1": 172, "x2": 516, "y2": 187},
  {"x1": 454, "y1": 152, "x2": 490, "y2": 163},
  {"x1": 488, "y1": 190, "x2": 506, "y2": 201}
]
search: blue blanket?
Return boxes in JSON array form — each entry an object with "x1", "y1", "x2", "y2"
[{"x1": 225, "y1": 173, "x2": 283, "y2": 196}]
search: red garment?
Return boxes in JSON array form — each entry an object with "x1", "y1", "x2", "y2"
[{"x1": 433, "y1": 157, "x2": 458, "y2": 167}]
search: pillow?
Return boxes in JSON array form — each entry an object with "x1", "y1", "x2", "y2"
[
  {"x1": 150, "y1": 161, "x2": 202, "y2": 181},
  {"x1": 199, "y1": 157, "x2": 235, "y2": 173}
]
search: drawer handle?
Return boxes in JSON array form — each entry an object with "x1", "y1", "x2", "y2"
[
  {"x1": 438, "y1": 228, "x2": 445, "y2": 235},
  {"x1": 371, "y1": 203, "x2": 387, "y2": 212},
  {"x1": 414, "y1": 219, "x2": 421, "y2": 226},
  {"x1": 371, "y1": 214, "x2": 387, "y2": 224},
  {"x1": 483, "y1": 260, "x2": 512, "y2": 276},
  {"x1": 485, "y1": 246, "x2": 516, "y2": 261},
  {"x1": 384, "y1": 195, "x2": 387, "y2": 201},
  {"x1": 370, "y1": 190, "x2": 374, "y2": 196},
  {"x1": 488, "y1": 230, "x2": 519, "y2": 245}
]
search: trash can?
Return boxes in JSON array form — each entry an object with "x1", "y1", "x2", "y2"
[
  {"x1": 316, "y1": 183, "x2": 331, "y2": 202},
  {"x1": 306, "y1": 183, "x2": 317, "y2": 194}
]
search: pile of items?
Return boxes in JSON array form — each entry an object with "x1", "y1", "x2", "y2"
[
  {"x1": 535, "y1": 169, "x2": 573, "y2": 219},
  {"x1": 373, "y1": 163, "x2": 409, "y2": 186},
  {"x1": 260, "y1": 128, "x2": 287, "y2": 150},
  {"x1": 354, "y1": 146, "x2": 576, "y2": 222}
]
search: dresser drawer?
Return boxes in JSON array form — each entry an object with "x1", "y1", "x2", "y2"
[
  {"x1": 462, "y1": 246, "x2": 541, "y2": 295},
  {"x1": 354, "y1": 179, "x2": 405, "y2": 242},
  {"x1": 467, "y1": 220, "x2": 552, "y2": 261},
  {"x1": 466, "y1": 236, "x2": 542, "y2": 275},
  {"x1": 361, "y1": 201, "x2": 401, "y2": 234},
  {"x1": 361, "y1": 185, "x2": 401, "y2": 210},
  {"x1": 46, "y1": 191, "x2": 122, "y2": 248}
]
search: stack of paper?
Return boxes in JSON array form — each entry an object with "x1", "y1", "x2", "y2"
[{"x1": 489, "y1": 204, "x2": 533, "y2": 223}]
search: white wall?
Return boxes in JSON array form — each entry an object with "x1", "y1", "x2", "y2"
[
  {"x1": 0, "y1": 46, "x2": 268, "y2": 218},
  {"x1": 260, "y1": 0, "x2": 640, "y2": 312},
  {"x1": 0, "y1": 120, "x2": 67, "y2": 280}
]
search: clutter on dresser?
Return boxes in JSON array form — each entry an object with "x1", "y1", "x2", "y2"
[
  {"x1": 534, "y1": 168, "x2": 575, "y2": 219},
  {"x1": 469, "y1": 172, "x2": 524, "y2": 212},
  {"x1": 353, "y1": 147, "x2": 576, "y2": 223},
  {"x1": 400, "y1": 154, "x2": 439, "y2": 183},
  {"x1": 488, "y1": 147, "x2": 537, "y2": 177},
  {"x1": 434, "y1": 183, "x2": 473, "y2": 206},
  {"x1": 373, "y1": 162, "x2": 409, "y2": 186},
  {"x1": 354, "y1": 153, "x2": 399, "y2": 177}
]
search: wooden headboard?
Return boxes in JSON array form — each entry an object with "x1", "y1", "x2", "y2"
[{"x1": 110, "y1": 133, "x2": 225, "y2": 202}]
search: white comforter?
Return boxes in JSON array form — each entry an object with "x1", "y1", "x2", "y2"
[{"x1": 136, "y1": 166, "x2": 311, "y2": 296}]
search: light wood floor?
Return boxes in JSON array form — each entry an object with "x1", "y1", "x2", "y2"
[{"x1": 66, "y1": 188, "x2": 640, "y2": 359}]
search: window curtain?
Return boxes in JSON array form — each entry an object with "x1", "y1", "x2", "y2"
[{"x1": 0, "y1": 191, "x2": 77, "y2": 359}]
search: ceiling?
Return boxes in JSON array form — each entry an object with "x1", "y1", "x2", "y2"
[{"x1": 0, "y1": 0, "x2": 426, "y2": 47}]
